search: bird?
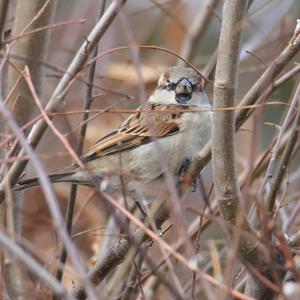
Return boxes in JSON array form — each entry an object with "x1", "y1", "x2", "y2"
[{"x1": 16, "y1": 66, "x2": 212, "y2": 206}]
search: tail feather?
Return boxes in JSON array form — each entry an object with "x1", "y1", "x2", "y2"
[{"x1": 15, "y1": 172, "x2": 77, "y2": 191}]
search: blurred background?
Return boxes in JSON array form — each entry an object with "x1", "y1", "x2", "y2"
[{"x1": 8, "y1": 0, "x2": 300, "y2": 297}]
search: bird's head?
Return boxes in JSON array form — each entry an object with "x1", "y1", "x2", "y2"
[{"x1": 149, "y1": 66, "x2": 210, "y2": 107}]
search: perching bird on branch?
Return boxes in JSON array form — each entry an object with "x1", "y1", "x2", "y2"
[{"x1": 16, "y1": 66, "x2": 211, "y2": 206}]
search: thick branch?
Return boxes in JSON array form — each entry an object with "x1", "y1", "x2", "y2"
[
  {"x1": 7, "y1": 0, "x2": 57, "y2": 127},
  {"x1": 212, "y1": 0, "x2": 245, "y2": 203},
  {"x1": 70, "y1": 204, "x2": 169, "y2": 300},
  {"x1": 212, "y1": 1, "x2": 282, "y2": 299}
]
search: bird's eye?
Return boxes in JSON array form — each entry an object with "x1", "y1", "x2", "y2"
[{"x1": 165, "y1": 80, "x2": 176, "y2": 91}]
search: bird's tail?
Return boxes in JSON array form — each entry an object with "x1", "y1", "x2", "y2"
[{"x1": 15, "y1": 171, "x2": 78, "y2": 191}]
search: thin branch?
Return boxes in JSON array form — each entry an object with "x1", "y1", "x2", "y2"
[
  {"x1": 65, "y1": 25, "x2": 300, "y2": 299},
  {"x1": 258, "y1": 80, "x2": 300, "y2": 200},
  {"x1": 189, "y1": 20, "x2": 300, "y2": 183},
  {"x1": 69, "y1": 201, "x2": 254, "y2": 300},
  {"x1": 0, "y1": 231, "x2": 74, "y2": 300},
  {"x1": 53, "y1": 0, "x2": 106, "y2": 291},
  {"x1": 121, "y1": 247, "x2": 147, "y2": 300},
  {"x1": 0, "y1": 97, "x2": 98, "y2": 300},
  {"x1": 6, "y1": 18, "x2": 86, "y2": 43},
  {"x1": 178, "y1": 0, "x2": 219, "y2": 64},
  {"x1": 0, "y1": 0, "x2": 127, "y2": 201},
  {"x1": 69, "y1": 203, "x2": 168, "y2": 300},
  {"x1": 267, "y1": 83, "x2": 300, "y2": 213}
]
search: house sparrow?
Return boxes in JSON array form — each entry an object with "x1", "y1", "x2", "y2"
[{"x1": 17, "y1": 66, "x2": 211, "y2": 204}]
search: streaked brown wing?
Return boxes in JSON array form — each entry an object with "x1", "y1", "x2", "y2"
[{"x1": 82, "y1": 104, "x2": 184, "y2": 162}]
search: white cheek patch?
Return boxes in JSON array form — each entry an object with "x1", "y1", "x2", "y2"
[{"x1": 148, "y1": 89, "x2": 177, "y2": 105}]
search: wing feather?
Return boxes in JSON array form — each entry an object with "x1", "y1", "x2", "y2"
[{"x1": 82, "y1": 104, "x2": 185, "y2": 162}]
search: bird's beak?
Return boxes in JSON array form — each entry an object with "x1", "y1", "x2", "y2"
[{"x1": 175, "y1": 79, "x2": 192, "y2": 104}]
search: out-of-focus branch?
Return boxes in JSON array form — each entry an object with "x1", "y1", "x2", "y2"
[
  {"x1": 0, "y1": 1, "x2": 10, "y2": 298},
  {"x1": 236, "y1": 23, "x2": 300, "y2": 130},
  {"x1": 267, "y1": 83, "x2": 300, "y2": 213},
  {"x1": 120, "y1": 247, "x2": 148, "y2": 300},
  {"x1": 258, "y1": 80, "x2": 300, "y2": 200},
  {"x1": 0, "y1": 0, "x2": 8, "y2": 50},
  {"x1": 0, "y1": 0, "x2": 127, "y2": 202},
  {"x1": 0, "y1": 231, "x2": 74, "y2": 300},
  {"x1": 53, "y1": 2, "x2": 106, "y2": 292},
  {"x1": 69, "y1": 199, "x2": 254, "y2": 300},
  {"x1": 3, "y1": 3, "x2": 57, "y2": 296},
  {"x1": 239, "y1": 64, "x2": 300, "y2": 187},
  {"x1": 7, "y1": 0, "x2": 57, "y2": 127},
  {"x1": 178, "y1": 0, "x2": 219, "y2": 64},
  {"x1": 0, "y1": 94, "x2": 98, "y2": 299}
]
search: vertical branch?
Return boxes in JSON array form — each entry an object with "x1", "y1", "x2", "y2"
[
  {"x1": 212, "y1": 0, "x2": 246, "y2": 216},
  {"x1": 2, "y1": 2, "x2": 57, "y2": 297},
  {"x1": 7, "y1": 0, "x2": 57, "y2": 126},
  {"x1": 4, "y1": 0, "x2": 57, "y2": 237},
  {"x1": 0, "y1": 0, "x2": 8, "y2": 50},
  {"x1": 0, "y1": 0, "x2": 9, "y2": 285},
  {"x1": 212, "y1": 1, "x2": 282, "y2": 299}
]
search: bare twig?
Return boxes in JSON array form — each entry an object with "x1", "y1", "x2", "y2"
[
  {"x1": 0, "y1": 0, "x2": 127, "y2": 201},
  {"x1": 212, "y1": 1, "x2": 282, "y2": 299},
  {"x1": 6, "y1": 19, "x2": 86, "y2": 43},
  {"x1": 7, "y1": 0, "x2": 57, "y2": 126},
  {"x1": 239, "y1": 64, "x2": 300, "y2": 187},
  {"x1": 258, "y1": 81, "x2": 300, "y2": 201},
  {"x1": 178, "y1": 0, "x2": 219, "y2": 64},
  {"x1": 69, "y1": 201, "x2": 254, "y2": 300},
  {"x1": 189, "y1": 20, "x2": 300, "y2": 183},
  {"x1": 267, "y1": 83, "x2": 300, "y2": 214},
  {"x1": 235, "y1": 22, "x2": 300, "y2": 130},
  {"x1": 0, "y1": 231, "x2": 74, "y2": 300},
  {"x1": 212, "y1": 0, "x2": 246, "y2": 213},
  {"x1": 70, "y1": 203, "x2": 168, "y2": 300},
  {"x1": 0, "y1": 97, "x2": 98, "y2": 300},
  {"x1": 121, "y1": 247, "x2": 148, "y2": 300},
  {"x1": 53, "y1": 0, "x2": 106, "y2": 292}
]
